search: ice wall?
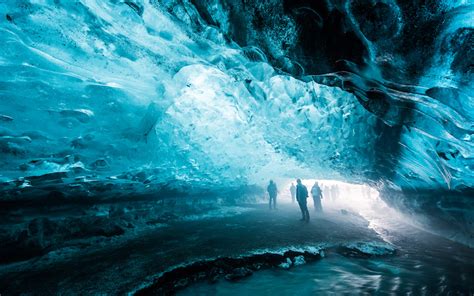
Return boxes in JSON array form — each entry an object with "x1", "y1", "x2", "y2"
[
  {"x1": 0, "y1": 0, "x2": 375, "y2": 199},
  {"x1": 0, "y1": 0, "x2": 472, "y2": 203}
]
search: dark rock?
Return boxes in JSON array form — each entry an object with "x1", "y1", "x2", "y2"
[
  {"x1": 0, "y1": 230, "x2": 46, "y2": 263},
  {"x1": 47, "y1": 190, "x2": 66, "y2": 200},
  {"x1": 96, "y1": 224, "x2": 125, "y2": 237},
  {"x1": 224, "y1": 267, "x2": 253, "y2": 281},
  {"x1": 136, "y1": 249, "x2": 322, "y2": 295}
]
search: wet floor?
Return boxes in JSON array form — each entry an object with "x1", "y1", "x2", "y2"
[
  {"x1": 1, "y1": 195, "x2": 473, "y2": 295},
  {"x1": 180, "y1": 200, "x2": 474, "y2": 295},
  {"x1": 0, "y1": 203, "x2": 385, "y2": 294},
  {"x1": 182, "y1": 249, "x2": 474, "y2": 295}
]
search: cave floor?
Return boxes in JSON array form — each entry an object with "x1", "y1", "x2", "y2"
[{"x1": 0, "y1": 203, "x2": 386, "y2": 294}]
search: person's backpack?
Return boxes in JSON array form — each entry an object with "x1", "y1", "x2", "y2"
[{"x1": 312, "y1": 186, "x2": 321, "y2": 196}]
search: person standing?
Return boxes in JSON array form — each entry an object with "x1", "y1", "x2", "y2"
[
  {"x1": 290, "y1": 183, "x2": 296, "y2": 203},
  {"x1": 296, "y1": 179, "x2": 310, "y2": 222},
  {"x1": 323, "y1": 184, "x2": 331, "y2": 201},
  {"x1": 311, "y1": 181, "x2": 323, "y2": 212},
  {"x1": 267, "y1": 180, "x2": 278, "y2": 210}
]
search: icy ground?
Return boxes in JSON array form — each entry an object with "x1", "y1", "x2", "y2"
[
  {"x1": 0, "y1": 202, "x2": 392, "y2": 295},
  {"x1": 0, "y1": 0, "x2": 473, "y2": 250},
  {"x1": 178, "y1": 201, "x2": 474, "y2": 295},
  {"x1": 1, "y1": 192, "x2": 473, "y2": 295}
]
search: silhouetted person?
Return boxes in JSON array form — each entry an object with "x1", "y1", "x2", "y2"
[
  {"x1": 311, "y1": 181, "x2": 323, "y2": 212},
  {"x1": 267, "y1": 180, "x2": 278, "y2": 210},
  {"x1": 290, "y1": 183, "x2": 296, "y2": 203},
  {"x1": 323, "y1": 184, "x2": 331, "y2": 201},
  {"x1": 296, "y1": 179, "x2": 309, "y2": 222}
]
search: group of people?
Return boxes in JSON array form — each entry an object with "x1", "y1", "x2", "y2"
[
  {"x1": 321, "y1": 184, "x2": 340, "y2": 202},
  {"x1": 267, "y1": 179, "x2": 323, "y2": 222}
]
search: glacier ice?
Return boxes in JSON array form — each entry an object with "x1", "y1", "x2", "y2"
[{"x1": 0, "y1": 0, "x2": 473, "y2": 247}]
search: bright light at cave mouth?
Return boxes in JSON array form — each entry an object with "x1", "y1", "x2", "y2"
[{"x1": 281, "y1": 179, "x2": 386, "y2": 215}]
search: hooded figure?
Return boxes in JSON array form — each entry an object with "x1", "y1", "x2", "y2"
[
  {"x1": 311, "y1": 181, "x2": 323, "y2": 212},
  {"x1": 296, "y1": 179, "x2": 310, "y2": 222},
  {"x1": 290, "y1": 183, "x2": 296, "y2": 203}
]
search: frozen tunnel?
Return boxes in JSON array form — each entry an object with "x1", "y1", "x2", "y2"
[{"x1": 0, "y1": 0, "x2": 473, "y2": 294}]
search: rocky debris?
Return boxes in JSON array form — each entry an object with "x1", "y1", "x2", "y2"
[
  {"x1": 278, "y1": 257, "x2": 292, "y2": 269},
  {"x1": 134, "y1": 239, "x2": 398, "y2": 295},
  {"x1": 293, "y1": 255, "x2": 306, "y2": 266},
  {"x1": 135, "y1": 250, "x2": 323, "y2": 295}
]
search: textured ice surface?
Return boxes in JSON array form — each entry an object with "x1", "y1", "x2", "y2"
[
  {"x1": 0, "y1": 1, "x2": 472, "y2": 239},
  {"x1": 0, "y1": 0, "x2": 374, "y2": 190}
]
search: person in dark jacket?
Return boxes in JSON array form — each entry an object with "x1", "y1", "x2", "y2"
[
  {"x1": 267, "y1": 180, "x2": 278, "y2": 210},
  {"x1": 296, "y1": 179, "x2": 310, "y2": 222}
]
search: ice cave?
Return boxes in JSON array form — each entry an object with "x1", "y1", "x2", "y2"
[{"x1": 0, "y1": 0, "x2": 473, "y2": 294}]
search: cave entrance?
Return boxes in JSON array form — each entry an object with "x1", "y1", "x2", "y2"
[{"x1": 281, "y1": 179, "x2": 386, "y2": 217}]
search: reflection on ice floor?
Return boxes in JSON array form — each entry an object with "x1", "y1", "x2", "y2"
[
  {"x1": 183, "y1": 243, "x2": 474, "y2": 296},
  {"x1": 180, "y1": 184, "x2": 474, "y2": 295},
  {"x1": 1, "y1": 184, "x2": 473, "y2": 295},
  {"x1": 0, "y1": 197, "x2": 398, "y2": 295},
  {"x1": 180, "y1": 229, "x2": 474, "y2": 295}
]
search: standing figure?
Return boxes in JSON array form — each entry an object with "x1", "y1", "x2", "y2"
[
  {"x1": 311, "y1": 181, "x2": 323, "y2": 212},
  {"x1": 267, "y1": 180, "x2": 278, "y2": 210},
  {"x1": 323, "y1": 184, "x2": 331, "y2": 201},
  {"x1": 296, "y1": 179, "x2": 310, "y2": 222},
  {"x1": 290, "y1": 183, "x2": 296, "y2": 203}
]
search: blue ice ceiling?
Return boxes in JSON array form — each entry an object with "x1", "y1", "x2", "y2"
[{"x1": 0, "y1": 0, "x2": 472, "y2": 197}]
